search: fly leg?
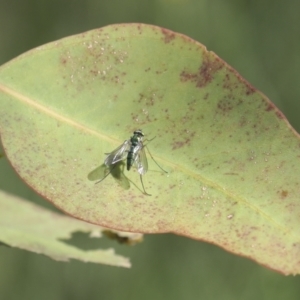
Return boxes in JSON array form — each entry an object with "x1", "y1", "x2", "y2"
[
  {"x1": 144, "y1": 145, "x2": 168, "y2": 173},
  {"x1": 140, "y1": 175, "x2": 151, "y2": 196},
  {"x1": 95, "y1": 164, "x2": 116, "y2": 184}
]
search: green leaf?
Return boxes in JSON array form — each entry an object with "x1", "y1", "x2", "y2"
[
  {"x1": 0, "y1": 190, "x2": 143, "y2": 266},
  {"x1": 0, "y1": 23, "x2": 300, "y2": 274}
]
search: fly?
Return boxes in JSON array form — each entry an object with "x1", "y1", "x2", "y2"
[{"x1": 96, "y1": 129, "x2": 167, "y2": 195}]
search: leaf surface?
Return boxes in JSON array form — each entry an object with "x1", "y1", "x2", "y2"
[{"x1": 0, "y1": 24, "x2": 300, "y2": 274}]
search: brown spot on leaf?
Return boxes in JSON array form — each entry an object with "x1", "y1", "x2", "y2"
[
  {"x1": 278, "y1": 190, "x2": 288, "y2": 199},
  {"x1": 245, "y1": 84, "x2": 255, "y2": 95},
  {"x1": 171, "y1": 136, "x2": 191, "y2": 150},
  {"x1": 172, "y1": 140, "x2": 185, "y2": 150},
  {"x1": 217, "y1": 98, "x2": 233, "y2": 113},
  {"x1": 276, "y1": 110, "x2": 285, "y2": 119},
  {"x1": 60, "y1": 56, "x2": 67, "y2": 65},
  {"x1": 180, "y1": 55, "x2": 223, "y2": 88},
  {"x1": 161, "y1": 28, "x2": 176, "y2": 43},
  {"x1": 266, "y1": 103, "x2": 275, "y2": 112}
]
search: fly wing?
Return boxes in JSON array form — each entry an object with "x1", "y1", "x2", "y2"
[
  {"x1": 104, "y1": 140, "x2": 130, "y2": 166},
  {"x1": 134, "y1": 143, "x2": 148, "y2": 175},
  {"x1": 88, "y1": 164, "x2": 108, "y2": 181}
]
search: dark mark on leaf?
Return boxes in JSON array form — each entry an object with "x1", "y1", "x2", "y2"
[
  {"x1": 266, "y1": 103, "x2": 275, "y2": 112},
  {"x1": 278, "y1": 190, "x2": 288, "y2": 199},
  {"x1": 180, "y1": 55, "x2": 223, "y2": 88},
  {"x1": 161, "y1": 28, "x2": 176, "y2": 43}
]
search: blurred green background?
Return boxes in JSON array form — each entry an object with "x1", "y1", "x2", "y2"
[{"x1": 1, "y1": 0, "x2": 300, "y2": 299}]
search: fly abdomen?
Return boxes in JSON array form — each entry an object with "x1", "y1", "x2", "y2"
[
  {"x1": 126, "y1": 146, "x2": 135, "y2": 171},
  {"x1": 126, "y1": 132, "x2": 141, "y2": 171}
]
